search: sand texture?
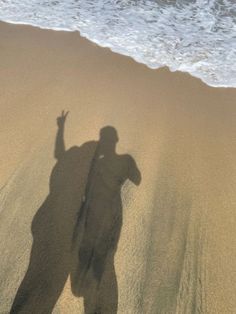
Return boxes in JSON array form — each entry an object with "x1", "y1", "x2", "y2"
[{"x1": 1, "y1": 21, "x2": 236, "y2": 313}]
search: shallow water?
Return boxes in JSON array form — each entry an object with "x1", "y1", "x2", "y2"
[{"x1": 0, "y1": 0, "x2": 236, "y2": 87}]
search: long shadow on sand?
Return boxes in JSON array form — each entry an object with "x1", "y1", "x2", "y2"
[{"x1": 10, "y1": 112, "x2": 141, "y2": 314}]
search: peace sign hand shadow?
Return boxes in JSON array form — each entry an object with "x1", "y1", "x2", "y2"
[{"x1": 57, "y1": 110, "x2": 69, "y2": 128}]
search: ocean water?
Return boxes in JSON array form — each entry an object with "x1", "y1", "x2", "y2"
[{"x1": 0, "y1": 0, "x2": 235, "y2": 88}]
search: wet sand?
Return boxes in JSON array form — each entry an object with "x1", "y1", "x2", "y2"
[{"x1": 1, "y1": 21, "x2": 236, "y2": 313}]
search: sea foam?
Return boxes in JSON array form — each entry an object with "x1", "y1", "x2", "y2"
[{"x1": 0, "y1": 0, "x2": 236, "y2": 87}]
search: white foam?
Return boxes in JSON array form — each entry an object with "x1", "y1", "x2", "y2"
[{"x1": 0, "y1": 0, "x2": 236, "y2": 87}]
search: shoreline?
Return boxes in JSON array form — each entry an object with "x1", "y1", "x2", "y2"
[{"x1": 0, "y1": 20, "x2": 233, "y2": 89}]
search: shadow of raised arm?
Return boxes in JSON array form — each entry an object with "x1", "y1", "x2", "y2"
[
  {"x1": 54, "y1": 110, "x2": 69, "y2": 160},
  {"x1": 127, "y1": 155, "x2": 142, "y2": 186}
]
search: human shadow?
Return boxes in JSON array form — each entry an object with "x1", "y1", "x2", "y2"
[{"x1": 10, "y1": 111, "x2": 141, "y2": 314}]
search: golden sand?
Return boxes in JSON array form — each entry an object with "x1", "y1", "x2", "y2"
[{"x1": 1, "y1": 21, "x2": 236, "y2": 313}]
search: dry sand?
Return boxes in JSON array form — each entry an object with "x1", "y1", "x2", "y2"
[{"x1": 0, "y1": 21, "x2": 236, "y2": 313}]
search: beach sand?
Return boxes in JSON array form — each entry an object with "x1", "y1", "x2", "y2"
[{"x1": 1, "y1": 21, "x2": 236, "y2": 313}]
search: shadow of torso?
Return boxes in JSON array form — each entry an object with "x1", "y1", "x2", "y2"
[
  {"x1": 71, "y1": 147, "x2": 141, "y2": 314},
  {"x1": 11, "y1": 138, "x2": 141, "y2": 314},
  {"x1": 10, "y1": 141, "x2": 97, "y2": 314}
]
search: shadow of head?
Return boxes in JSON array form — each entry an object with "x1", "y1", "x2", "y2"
[
  {"x1": 100, "y1": 126, "x2": 119, "y2": 142},
  {"x1": 99, "y1": 126, "x2": 119, "y2": 153}
]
